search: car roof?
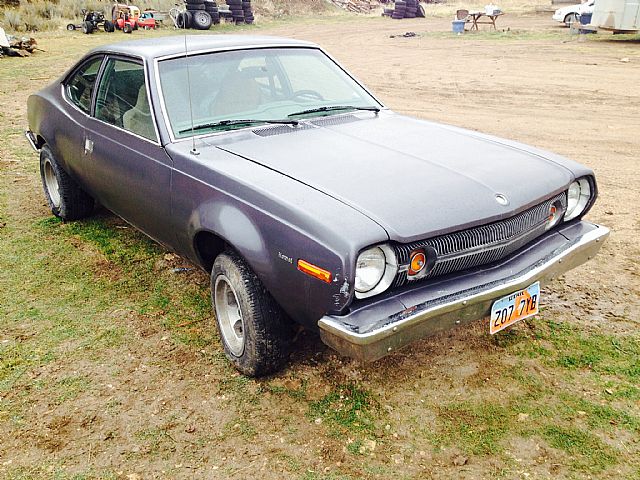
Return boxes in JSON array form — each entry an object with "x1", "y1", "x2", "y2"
[{"x1": 89, "y1": 34, "x2": 318, "y2": 61}]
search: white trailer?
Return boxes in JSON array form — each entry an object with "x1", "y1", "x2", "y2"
[{"x1": 591, "y1": 0, "x2": 640, "y2": 32}]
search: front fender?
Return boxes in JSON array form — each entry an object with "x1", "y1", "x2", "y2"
[{"x1": 167, "y1": 142, "x2": 388, "y2": 328}]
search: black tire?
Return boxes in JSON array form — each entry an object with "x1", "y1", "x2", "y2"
[
  {"x1": 417, "y1": 4, "x2": 425, "y2": 17},
  {"x1": 186, "y1": 0, "x2": 204, "y2": 3},
  {"x1": 103, "y1": 20, "x2": 115, "y2": 32},
  {"x1": 226, "y1": 0, "x2": 242, "y2": 5},
  {"x1": 184, "y1": 10, "x2": 193, "y2": 27},
  {"x1": 81, "y1": 21, "x2": 93, "y2": 34},
  {"x1": 123, "y1": 23, "x2": 133, "y2": 33},
  {"x1": 212, "y1": 12, "x2": 221, "y2": 23},
  {"x1": 39, "y1": 145, "x2": 94, "y2": 221},
  {"x1": 188, "y1": 4, "x2": 206, "y2": 10},
  {"x1": 192, "y1": 10, "x2": 212, "y2": 29},
  {"x1": 205, "y1": 6, "x2": 219, "y2": 12},
  {"x1": 66, "y1": 23, "x2": 76, "y2": 31},
  {"x1": 177, "y1": 12, "x2": 186, "y2": 28},
  {"x1": 211, "y1": 251, "x2": 293, "y2": 376}
]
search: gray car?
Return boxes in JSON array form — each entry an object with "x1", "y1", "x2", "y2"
[{"x1": 26, "y1": 35, "x2": 609, "y2": 376}]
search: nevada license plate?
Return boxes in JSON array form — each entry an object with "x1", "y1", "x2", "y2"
[{"x1": 490, "y1": 282, "x2": 540, "y2": 335}]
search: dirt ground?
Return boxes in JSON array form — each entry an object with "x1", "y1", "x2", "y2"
[{"x1": 1, "y1": 11, "x2": 639, "y2": 480}]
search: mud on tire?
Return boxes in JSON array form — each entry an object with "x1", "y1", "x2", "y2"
[{"x1": 211, "y1": 251, "x2": 294, "y2": 376}]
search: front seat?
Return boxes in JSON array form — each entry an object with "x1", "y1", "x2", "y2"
[
  {"x1": 123, "y1": 85, "x2": 155, "y2": 141},
  {"x1": 210, "y1": 68, "x2": 263, "y2": 117}
]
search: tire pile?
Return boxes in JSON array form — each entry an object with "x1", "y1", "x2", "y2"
[
  {"x1": 383, "y1": 1, "x2": 425, "y2": 19},
  {"x1": 225, "y1": 0, "x2": 254, "y2": 24},
  {"x1": 177, "y1": 0, "x2": 221, "y2": 29}
]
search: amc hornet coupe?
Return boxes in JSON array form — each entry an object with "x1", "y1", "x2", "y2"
[{"x1": 26, "y1": 35, "x2": 609, "y2": 376}]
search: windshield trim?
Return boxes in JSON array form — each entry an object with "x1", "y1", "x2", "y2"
[{"x1": 153, "y1": 45, "x2": 386, "y2": 144}]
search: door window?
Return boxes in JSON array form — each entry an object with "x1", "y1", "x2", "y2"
[
  {"x1": 94, "y1": 58, "x2": 157, "y2": 142},
  {"x1": 65, "y1": 56, "x2": 103, "y2": 114}
]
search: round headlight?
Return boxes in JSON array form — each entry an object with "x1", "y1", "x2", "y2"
[
  {"x1": 355, "y1": 246, "x2": 386, "y2": 293},
  {"x1": 565, "y1": 178, "x2": 592, "y2": 221}
]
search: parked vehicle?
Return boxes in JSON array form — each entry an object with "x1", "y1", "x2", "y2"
[
  {"x1": 26, "y1": 35, "x2": 609, "y2": 376},
  {"x1": 137, "y1": 11, "x2": 157, "y2": 29},
  {"x1": 66, "y1": 9, "x2": 115, "y2": 34},
  {"x1": 591, "y1": 0, "x2": 640, "y2": 32},
  {"x1": 552, "y1": 0, "x2": 595, "y2": 26},
  {"x1": 112, "y1": 4, "x2": 140, "y2": 33}
]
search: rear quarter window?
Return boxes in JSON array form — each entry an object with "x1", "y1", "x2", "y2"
[{"x1": 65, "y1": 56, "x2": 104, "y2": 114}]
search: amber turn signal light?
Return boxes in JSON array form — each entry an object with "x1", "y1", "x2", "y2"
[
  {"x1": 298, "y1": 259, "x2": 332, "y2": 283},
  {"x1": 408, "y1": 249, "x2": 427, "y2": 276}
]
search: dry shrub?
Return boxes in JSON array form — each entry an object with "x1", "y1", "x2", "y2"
[
  {"x1": 252, "y1": 0, "x2": 332, "y2": 17},
  {"x1": 2, "y1": 8, "x2": 22, "y2": 29}
]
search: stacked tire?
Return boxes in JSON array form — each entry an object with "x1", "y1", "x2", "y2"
[
  {"x1": 242, "y1": 0, "x2": 254, "y2": 24},
  {"x1": 392, "y1": 0, "x2": 406, "y2": 19},
  {"x1": 181, "y1": 0, "x2": 213, "y2": 29},
  {"x1": 389, "y1": 0, "x2": 424, "y2": 19},
  {"x1": 226, "y1": 0, "x2": 244, "y2": 23},
  {"x1": 405, "y1": 0, "x2": 418, "y2": 18},
  {"x1": 205, "y1": 0, "x2": 221, "y2": 24}
]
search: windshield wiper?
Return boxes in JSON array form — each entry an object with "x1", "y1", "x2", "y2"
[
  {"x1": 179, "y1": 118, "x2": 299, "y2": 134},
  {"x1": 287, "y1": 105, "x2": 380, "y2": 118}
]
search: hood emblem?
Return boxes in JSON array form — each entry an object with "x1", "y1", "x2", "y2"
[{"x1": 495, "y1": 194, "x2": 509, "y2": 206}]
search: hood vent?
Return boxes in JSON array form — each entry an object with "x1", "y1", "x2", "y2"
[
  {"x1": 311, "y1": 114, "x2": 359, "y2": 127},
  {"x1": 253, "y1": 124, "x2": 313, "y2": 137}
]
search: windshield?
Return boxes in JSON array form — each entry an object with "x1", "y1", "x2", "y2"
[{"x1": 157, "y1": 47, "x2": 382, "y2": 139}]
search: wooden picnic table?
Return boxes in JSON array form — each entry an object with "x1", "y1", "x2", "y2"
[{"x1": 467, "y1": 11, "x2": 504, "y2": 30}]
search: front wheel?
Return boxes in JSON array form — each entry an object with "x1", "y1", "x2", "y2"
[
  {"x1": 564, "y1": 12, "x2": 579, "y2": 26},
  {"x1": 40, "y1": 145, "x2": 94, "y2": 221},
  {"x1": 211, "y1": 251, "x2": 293, "y2": 376}
]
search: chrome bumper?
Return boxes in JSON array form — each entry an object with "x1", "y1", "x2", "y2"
[
  {"x1": 318, "y1": 221, "x2": 609, "y2": 362},
  {"x1": 25, "y1": 130, "x2": 40, "y2": 152}
]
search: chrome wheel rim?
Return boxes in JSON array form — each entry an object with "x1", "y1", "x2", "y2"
[
  {"x1": 214, "y1": 275, "x2": 245, "y2": 357},
  {"x1": 43, "y1": 159, "x2": 61, "y2": 208}
]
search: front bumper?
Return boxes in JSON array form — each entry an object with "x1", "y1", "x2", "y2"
[{"x1": 318, "y1": 221, "x2": 609, "y2": 362}]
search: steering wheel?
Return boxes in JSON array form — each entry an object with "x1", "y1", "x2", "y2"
[{"x1": 290, "y1": 89, "x2": 325, "y2": 101}]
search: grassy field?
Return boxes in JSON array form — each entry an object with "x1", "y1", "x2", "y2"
[{"x1": 1, "y1": 13, "x2": 640, "y2": 480}]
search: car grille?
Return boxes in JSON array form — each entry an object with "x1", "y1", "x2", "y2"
[{"x1": 391, "y1": 192, "x2": 567, "y2": 289}]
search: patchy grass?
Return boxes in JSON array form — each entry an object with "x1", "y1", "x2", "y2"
[
  {"x1": 309, "y1": 383, "x2": 378, "y2": 438},
  {"x1": 1, "y1": 14, "x2": 640, "y2": 480}
]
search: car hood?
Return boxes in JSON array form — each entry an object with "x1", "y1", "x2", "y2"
[{"x1": 207, "y1": 112, "x2": 575, "y2": 243}]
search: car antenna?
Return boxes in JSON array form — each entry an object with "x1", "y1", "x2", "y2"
[{"x1": 184, "y1": 35, "x2": 199, "y2": 156}]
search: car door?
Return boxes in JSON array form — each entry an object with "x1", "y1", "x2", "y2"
[
  {"x1": 81, "y1": 55, "x2": 174, "y2": 247},
  {"x1": 57, "y1": 55, "x2": 104, "y2": 179}
]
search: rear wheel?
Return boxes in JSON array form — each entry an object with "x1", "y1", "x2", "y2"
[
  {"x1": 81, "y1": 21, "x2": 93, "y2": 34},
  {"x1": 211, "y1": 251, "x2": 293, "y2": 376},
  {"x1": 40, "y1": 145, "x2": 94, "y2": 221}
]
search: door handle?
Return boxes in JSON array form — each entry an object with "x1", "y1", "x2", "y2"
[{"x1": 84, "y1": 138, "x2": 94, "y2": 155}]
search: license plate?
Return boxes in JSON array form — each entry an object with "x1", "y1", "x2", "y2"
[{"x1": 490, "y1": 282, "x2": 540, "y2": 334}]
